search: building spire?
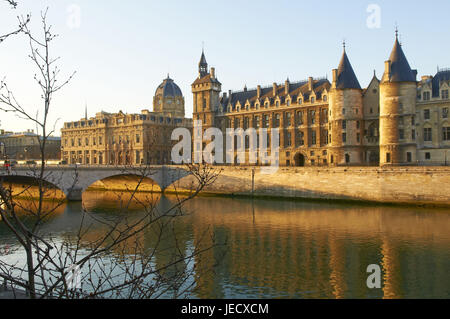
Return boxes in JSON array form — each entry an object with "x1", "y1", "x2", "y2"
[
  {"x1": 335, "y1": 41, "x2": 361, "y2": 89},
  {"x1": 382, "y1": 31, "x2": 416, "y2": 83},
  {"x1": 199, "y1": 48, "x2": 208, "y2": 78},
  {"x1": 85, "y1": 102, "x2": 88, "y2": 120}
]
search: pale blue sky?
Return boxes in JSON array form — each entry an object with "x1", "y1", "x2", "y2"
[{"x1": 0, "y1": 0, "x2": 449, "y2": 134}]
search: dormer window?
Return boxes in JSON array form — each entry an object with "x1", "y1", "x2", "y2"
[
  {"x1": 423, "y1": 91, "x2": 431, "y2": 101},
  {"x1": 442, "y1": 89, "x2": 449, "y2": 100},
  {"x1": 323, "y1": 95, "x2": 327, "y2": 102},
  {"x1": 298, "y1": 98, "x2": 302, "y2": 105},
  {"x1": 275, "y1": 101, "x2": 280, "y2": 107},
  {"x1": 311, "y1": 97, "x2": 315, "y2": 103},
  {"x1": 265, "y1": 102, "x2": 269, "y2": 108},
  {"x1": 287, "y1": 100, "x2": 291, "y2": 106}
]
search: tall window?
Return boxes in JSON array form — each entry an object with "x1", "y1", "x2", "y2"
[
  {"x1": 424, "y1": 127, "x2": 432, "y2": 141},
  {"x1": 286, "y1": 113, "x2": 292, "y2": 127},
  {"x1": 298, "y1": 131, "x2": 304, "y2": 146},
  {"x1": 310, "y1": 111, "x2": 316, "y2": 125},
  {"x1": 255, "y1": 116, "x2": 260, "y2": 129},
  {"x1": 342, "y1": 133, "x2": 347, "y2": 143},
  {"x1": 342, "y1": 120, "x2": 347, "y2": 130},
  {"x1": 443, "y1": 127, "x2": 450, "y2": 141},
  {"x1": 443, "y1": 107, "x2": 449, "y2": 119},
  {"x1": 399, "y1": 129, "x2": 404, "y2": 140},
  {"x1": 424, "y1": 109, "x2": 430, "y2": 120},
  {"x1": 285, "y1": 132, "x2": 292, "y2": 147},
  {"x1": 310, "y1": 130, "x2": 316, "y2": 145},
  {"x1": 275, "y1": 114, "x2": 281, "y2": 127},
  {"x1": 297, "y1": 111, "x2": 303, "y2": 125}
]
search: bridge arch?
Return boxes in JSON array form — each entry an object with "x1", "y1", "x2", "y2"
[
  {"x1": 83, "y1": 174, "x2": 162, "y2": 194},
  {"x1": 1, "y1": 166, "x2": 192, "y2": 201},
  {"x1": 0, "y1": 174, "x2": 66, "y2": 200}
]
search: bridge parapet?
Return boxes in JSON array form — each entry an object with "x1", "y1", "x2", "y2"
[{"x1": 0, "y1": 165, "x2": 191, "y2": 201}]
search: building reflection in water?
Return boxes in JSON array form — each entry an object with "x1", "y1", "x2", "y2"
[{"x1": 1, "y1": 191, "x2": 449, "y2": 299}]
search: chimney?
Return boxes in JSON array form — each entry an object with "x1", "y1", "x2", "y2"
[
  {"x1": 257, "y1": 85, "x2": 261, "y2": 98},
  {"x1": 285, "y1": 79, "x2": 290, "y2": 95},
  {"x1": 384, "y1": 60, "x2": 391, "y2": 78},
  {"x1": 273, "y1": 83, "x2": 277, "y2": 97},
  {"x1": 223, "y1": 92, "x2": 227, "y2": 100},
  {"x1": 244, "y1": 85, "x2": 247, "y2": 92},
  {"x1": 412, "y1": 69, "x2": 418, "y2": 81},
  {"x1": 308, "y1": 77, "x2": 314, "y2": 91},
  {"x1": 210, "y1": 67, "x2": 215, "y2": 79},
  {"x1": 332, "y1": 69, "x2": 338, "y2": 88}
]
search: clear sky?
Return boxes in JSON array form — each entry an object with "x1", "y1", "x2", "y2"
[{"x1": 1, "y1": 0, "x2": 449, "y2": 135}]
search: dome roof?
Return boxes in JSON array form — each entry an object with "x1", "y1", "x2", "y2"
[{"x1": 155, "y1": 75, "x2": 183, "y2": 98}]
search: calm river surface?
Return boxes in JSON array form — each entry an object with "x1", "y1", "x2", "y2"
[{"x1": 1, "y1": 191, "x2": 450, "y2": 299}]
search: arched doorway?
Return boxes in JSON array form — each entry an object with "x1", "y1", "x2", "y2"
[{"x1": 294, "y1": 153, "x2": 305, "y2": 167}]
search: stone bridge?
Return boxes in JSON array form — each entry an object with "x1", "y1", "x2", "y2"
[{"x1": 0, "y1": 165, "x2": 191, "y2": 201}]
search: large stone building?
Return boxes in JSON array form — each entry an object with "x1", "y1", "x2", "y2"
[
  {"x1": 192, "y1": 33, "x2": 450, "y2": 166},
  {"x1": 0, "y1": 129, "x2": 61, "y2": 161},
  {"x1": 61, "y1": 76, "x2": 192, "y2": 165}
]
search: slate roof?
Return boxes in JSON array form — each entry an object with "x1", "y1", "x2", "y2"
[
  {"x1": 155, "y1": 76, "x2": 183, "y2": 98},
  {"x1": 336, "y1": 50, "x2": 361, "y2": 89},
  {"x1": 431, "y1": 69, "x2": 450, "y2": 97},
  {"x1": 221, "y1": 78, "x2": 330, "y2": 112},
  {"x1": 382, "y1": 37, "x2": 416, "y2": 83}
]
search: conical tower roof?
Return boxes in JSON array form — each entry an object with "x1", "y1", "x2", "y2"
[
  {"x1": 382, "y1": 35, "x2": 416, "y2": 83},
  {"x1": 336, "y1": 48, "x2": 361, "y2": 89},
  {"x1": 199, "y1": 50, "x2": 207, "y2": 67}
]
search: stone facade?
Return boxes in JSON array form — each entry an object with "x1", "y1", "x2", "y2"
[
  {"x1": 0, "y1": 130, "x2": 61, "y2": 161},
  {"x1": 61, "y1": 76, "x2": 192, "y2": 165},
  {"x1": 192, "y1": 35, "x2": 450, "y2": 167}
]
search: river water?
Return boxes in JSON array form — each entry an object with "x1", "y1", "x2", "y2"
[{"x1": 1, "y1": 191, "x2": 450, "y2": 299}]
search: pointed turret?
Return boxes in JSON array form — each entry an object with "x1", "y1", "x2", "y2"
[
  {"x1": 382, "y1": 34, "x2": 416, "y2": 83},
  {"x1": 379, "y1": 31, "x2": 418, "y2": 166},
  {"x1": 199, "y1": 50, "x2": 208, "y2": 78},
  {"x1": 329, "y1": 42, "x2": 364, "y2": 166},
  {"x1": 335, "y1": 47, "x2": 361, "y2": 89}
]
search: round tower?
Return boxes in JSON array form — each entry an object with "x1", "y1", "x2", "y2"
[
  {"x1": 379, "y1": 33, "x2": 417, "y2": 166},
  {"x1": 329, "y1": 45, "x2": 364, "y2": 166}
]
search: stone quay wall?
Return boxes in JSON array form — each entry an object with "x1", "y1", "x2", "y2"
[{"x1": 165, "y1": 166, "x2": 450, "y2": 207}]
